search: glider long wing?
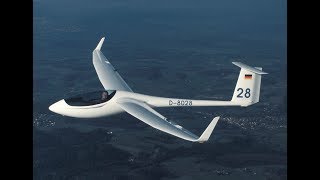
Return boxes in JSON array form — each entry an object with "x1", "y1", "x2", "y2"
[
  {"x1": 93, "y1": 37, "x2": 133, "y2": 92},
  {"x1": 117, "y1": 98, "x2": 220, "y2": 143}
]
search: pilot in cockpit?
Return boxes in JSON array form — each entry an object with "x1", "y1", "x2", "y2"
[{"x1": 101, "y1": 91, "x2": 108, "y2": 100}]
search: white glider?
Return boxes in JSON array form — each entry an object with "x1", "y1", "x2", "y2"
[{"x1": 49, "y1": 37, "x2": 267, "y2": 143}]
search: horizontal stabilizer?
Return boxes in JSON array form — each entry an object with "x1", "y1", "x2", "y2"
[{"x1": 232, "y1": 62, "x2": 268, "y2": 75}]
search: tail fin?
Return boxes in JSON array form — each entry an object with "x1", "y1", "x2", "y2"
[{"x1": 231, "y1": 62, "x2": 268, "y2": 106}]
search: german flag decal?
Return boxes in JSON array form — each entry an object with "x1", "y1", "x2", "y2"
[{"x1": 245, "y1": 74, "x2": 252, "y2": 79}]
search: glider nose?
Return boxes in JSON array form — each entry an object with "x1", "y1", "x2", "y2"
[{"x1": 49, "y1": 100, "x2": 67, "y2": 115}]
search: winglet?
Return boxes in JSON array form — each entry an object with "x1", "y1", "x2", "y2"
[
  {"x1": 197, "y1": 116, "x2": 220, "y2": 143},
  {"x1": 95, "y1": 37, "x2": 105, "y2": 51}
]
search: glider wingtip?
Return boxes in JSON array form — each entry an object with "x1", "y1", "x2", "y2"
[
  {"x1": 232, "y1": 62, "x2": 240, "y2": 65},
  {"x1": 197, "y1": 116, "x2": 220, "y2": 143},
  {"x1": 95, "y1": 37, "x2": 106, "y2": 51}
]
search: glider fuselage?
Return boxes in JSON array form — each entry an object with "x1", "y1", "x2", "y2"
[{"x1": 49, "y1": 90, "x2": 242, "y2": 118}]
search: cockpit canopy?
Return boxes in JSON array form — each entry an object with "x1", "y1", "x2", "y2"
[{"x1": 65, "y1": 90, "x2": 116, "y2": 106}]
